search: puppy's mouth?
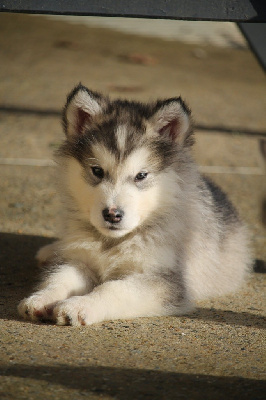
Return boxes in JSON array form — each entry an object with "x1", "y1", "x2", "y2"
[
  {"x1": 100, "y1": 223, "x2": 129, "y2": 238},
  {"x1": 108, "y1": 226, "x2": 120, "y2": 230},
  {"x1": 103, "y1": 220, "x2": 122, "y2": 230},
  {"x1": 106, "y1": 224, "x2": 126, "y2": 233}
]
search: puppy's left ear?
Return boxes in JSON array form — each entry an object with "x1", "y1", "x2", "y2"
[
  {"x1": 62, "y1": 84, "x2": 107, "y2": 137},
  {"x1": 150, "y1": 98, "x2": 193, "y2": 146}
]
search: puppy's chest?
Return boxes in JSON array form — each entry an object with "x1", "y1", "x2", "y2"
[
  {"x1": 64, "y1": 237, "x2": 144, "y2": 282},
  {"x1": 98, "y1": 245, "x2": 144, "y2": 281}
]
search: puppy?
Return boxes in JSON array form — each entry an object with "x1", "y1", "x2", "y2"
[{"x1": 18, "y1": 84, "x2": 251, "y2": 326}]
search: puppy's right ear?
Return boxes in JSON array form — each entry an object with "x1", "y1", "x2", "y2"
[{"x1": 62, "y1": 84, "x2": 106, "y2": 137}]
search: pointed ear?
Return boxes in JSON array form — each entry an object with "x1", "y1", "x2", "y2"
[
  {"x1": 62, "y1": 84, "x2": 106, "y2": 137},
  {"x1": 150, "y1": 98, "x2": 193, "y2": 146}
]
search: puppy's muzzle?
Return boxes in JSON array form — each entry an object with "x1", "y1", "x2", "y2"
[{"x1": 102, "y1": 207, "x2": 124, "y2": 224}]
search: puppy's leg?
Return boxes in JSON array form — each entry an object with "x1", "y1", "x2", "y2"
[
  {"x1": 18, "y1": 264, "x2": 93, "y2": 322},
  {"x1": 54, "y1": 273, "x2": 192, "y2": 326}
]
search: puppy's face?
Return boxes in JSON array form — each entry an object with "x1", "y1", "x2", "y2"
[
  {"x1": 58, "y1": 85, "x2": 192, "y2": 238},
  {"x1": 64, "y1": 146, "x2": 163, "y2": 238}
]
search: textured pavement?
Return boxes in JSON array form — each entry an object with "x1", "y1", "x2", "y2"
[{"x1": 0, "y1": 13, "x2": 265, "y2": 399}]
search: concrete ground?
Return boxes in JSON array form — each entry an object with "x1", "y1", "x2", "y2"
[{"x1": 0, "y1": 13, "x2": 265, "y2": 399}]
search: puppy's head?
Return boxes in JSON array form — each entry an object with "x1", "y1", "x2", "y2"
[{"x1": 58, "y1": 84, "x2": 193, "y2": 238}]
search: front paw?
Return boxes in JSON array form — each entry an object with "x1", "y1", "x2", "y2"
[
  {"x1": 18, "y1": 293, "x2": 58, "y2": 322},
  {"x1": 54, "y1": 297, "x2": 96, "y2": 326}
]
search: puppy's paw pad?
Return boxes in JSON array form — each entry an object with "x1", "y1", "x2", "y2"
[
  {"x1": 56, "y1": 311, "x2": 71, "y2": 326},
  {"x1": 54, "y1": 298, "x2": 89, "y2": 326},
  {"x1": 18, "y1": 295, "x2": 57, "y2": 322}
]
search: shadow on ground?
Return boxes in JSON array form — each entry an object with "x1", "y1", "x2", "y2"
[
  {"x1": 0, "y1": 363, "x2": 265, "y2": 400},
  {"x1": 0, "y1": 232, "x2": 55, "y2": 319}
]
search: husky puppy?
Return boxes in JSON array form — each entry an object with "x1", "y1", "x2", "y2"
[{"x1": 18, "y1": 84, "x2": 251, "y2": 326}]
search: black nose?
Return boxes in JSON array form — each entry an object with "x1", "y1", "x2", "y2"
[{"x1": 102, "y1": 208, "x2": 124, "y2": 224}]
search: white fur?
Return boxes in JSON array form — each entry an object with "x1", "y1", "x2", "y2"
[
  {"x1": 115, "y1": 125, "x2": 128, "y2": 153},
  {"x1": 18, "y1": 264, "x2": 91, "y2": 321}
]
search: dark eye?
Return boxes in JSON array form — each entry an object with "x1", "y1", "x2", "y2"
[
  {"x1": 135, "y1": 172, "x2": 148, "y2": 182},
  {"x1": 91, "y1": 166, "x2": 104, "y2": 179}
]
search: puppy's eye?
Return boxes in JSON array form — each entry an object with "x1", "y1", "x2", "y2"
[
  {"x1": 91, "y1": 166, "x2": 104, "y2": 179},
  {"x1": 135, "y1": 172, "x2": 148, "y2": 182}
]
